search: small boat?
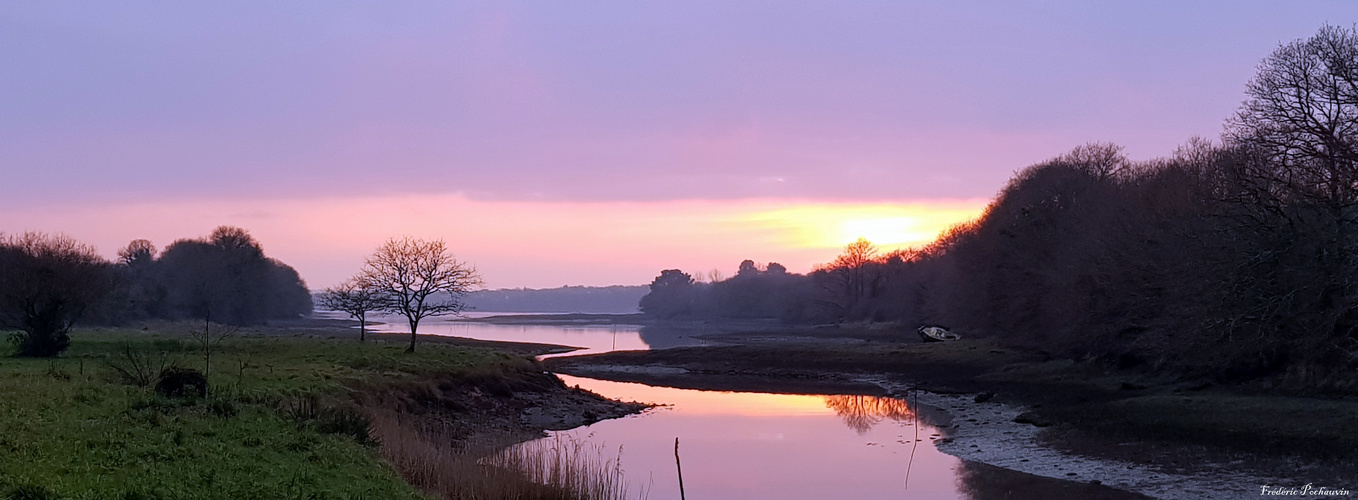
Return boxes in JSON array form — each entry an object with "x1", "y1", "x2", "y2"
[{"x1": 917, "y1": 325, "x2": 960, "y2": 342}]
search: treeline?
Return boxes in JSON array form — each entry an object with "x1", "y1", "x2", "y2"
[
  {"x1": 463, "y1": 285, "x2": 648, "y2": 314},
  {"x1": 638, "y1": 262, "x2": 821, "y2": 322},
  {"x1": 0, "y1": 226, "x2": 312, "y2": 356},
  {"x1": 636, "y1": 248, "x2": 911, "y2": 325},
  {"x1": 640, "y1": 26, "x2": 1358, "y2": 389}
]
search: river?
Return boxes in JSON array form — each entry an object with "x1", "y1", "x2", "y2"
[
  {"x1": 348, "y1": 311, "x2": 708, "y2": 357},
  {"x1": 345, "y1": 312, "x2": 1152, "y2": 499}
]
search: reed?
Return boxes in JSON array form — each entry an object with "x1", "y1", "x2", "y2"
[
  {"x1": 369, "y1": 410, "x2": 646, "y2": 500},
  {"x1": 489, "y1": 434, "x2": 644, "y2": 500}
]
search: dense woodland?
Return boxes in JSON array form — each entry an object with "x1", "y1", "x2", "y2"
[
  {"x1": 641, "y1": 26, "x2": 1358, "y2": 390},
  {"x1": 0, "y1": 226, "x2": 312, "y2": 356}
]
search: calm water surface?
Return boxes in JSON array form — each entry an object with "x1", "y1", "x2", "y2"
[
  {"x1": 346, "y1": 311, "x2": 709, "y2": 356},
  {"x1": 323, "y1": 311, "x2": 1134, "y2": 499},
  {"x1": 539, "y1": 374, "x2": 970, "y2": 500}
]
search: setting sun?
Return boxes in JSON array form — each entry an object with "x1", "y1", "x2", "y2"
[
  {"x1": 839, "y1": 217, "x2": 930, "y2": 246},
  {"x1": 742, "y1": 200, "x2": 988, "y2": 251}
]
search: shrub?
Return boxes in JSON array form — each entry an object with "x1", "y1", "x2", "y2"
[
  {"x1": 155, "y1": 367, "x2": 207, "y2": 398},
  {"x1": 107, "y1": 343, "x2": 176, "y2": 387}
]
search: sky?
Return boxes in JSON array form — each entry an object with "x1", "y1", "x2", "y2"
[{"x1": 2, "y1": 1, "x2": 1356, "y2": 288}]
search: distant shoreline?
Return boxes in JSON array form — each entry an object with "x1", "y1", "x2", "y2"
[{"x1": 451, "y1": 312, "x2": 647, "y2": 325}]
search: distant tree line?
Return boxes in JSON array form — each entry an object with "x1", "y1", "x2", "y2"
[
  {"x1": 463, "y1": 285, "x2": 648, "y2": 314},
  {"x1": 640, "y1": 26, "x2": 1358, "y2": 389},
  {"x1": 0, "y1": 226, "x2": 313, "y2": 356},
  {"x1": 638, "y1": 261, "x2": 822, "y2": 322}
]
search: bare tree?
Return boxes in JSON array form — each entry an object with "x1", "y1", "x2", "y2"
[
  {"x1": 1056, "y1": 142, "x2": 1133, "y2": 181},
  {"x1": 317, "y1": 278, "x2": 381, "y2": 342},
  {"x1": 0, "y1": 232, "x2": 116, "y2": 357},
  {"x1": 816, "y1": 238, "x2": 881, "y2": 319},
  {"x1": 117, "y1": 239, "x2": 157, "y2": 267},
  {"x1": 1222, "y1": 25, "x2": 1358, "y2": 366},
  {"x1": 190, "y1": 318, "x2": 237, "y2": 394},
  {"x1": 360, "y1": 237, "x2": 482, "y2": 352},
  {"x1": 1227, "y1": 24, "x2": 1358, "y2": 211}
]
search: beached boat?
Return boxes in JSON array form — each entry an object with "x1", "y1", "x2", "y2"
[{"x1": 917, "y1": 325, "x2": 960, "y2": 342}]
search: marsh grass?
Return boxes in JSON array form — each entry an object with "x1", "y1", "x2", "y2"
[
  {"x1": 490, "y1": 434, "x2": 645, "y2": 500},
  {"x1": 369, "y1": 409, "x2": 646, "y2": 500}
]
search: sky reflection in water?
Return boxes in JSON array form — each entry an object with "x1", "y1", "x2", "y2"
[
  {"x1": 544, "y1": 375, "x2": 967, "y2": 500},
  {"x1": 343, "y1": 312, "x2": 711, "y2": 356}
]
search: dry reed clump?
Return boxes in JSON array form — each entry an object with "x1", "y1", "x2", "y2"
[
  {"x1": 487, "y1": 434, "x2": 643, "y2": 500},
  {"x1": 368, "y1": 409, "x2": 646, "y2": 500}
]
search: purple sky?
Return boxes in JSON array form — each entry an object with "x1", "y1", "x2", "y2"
[{"x1": 3, "y1": 2, "x2": 1356, "y2": 287}]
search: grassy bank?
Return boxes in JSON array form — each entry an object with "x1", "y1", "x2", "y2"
[{"x1": 0, "y1": 321, "x2": 644, "y2": 500}]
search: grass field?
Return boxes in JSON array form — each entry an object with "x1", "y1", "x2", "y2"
[{"x1": 0, "y1": 322, "x2": 549, "y2": 500}]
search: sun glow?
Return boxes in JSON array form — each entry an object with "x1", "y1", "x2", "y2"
[
  {"x1": 742, "y1": 200, "x2": 987, "y2": 251},
  {"x1": 839, "y1": 217, "x2": 929, "y2": 246},
  {"x1": 1, "y1": 195, "x2": 988, "y2": 288}
]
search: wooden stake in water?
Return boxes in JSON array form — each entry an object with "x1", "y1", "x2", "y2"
[{"x1": 675, "y1": 437, "x2": 686, "y2": 500}]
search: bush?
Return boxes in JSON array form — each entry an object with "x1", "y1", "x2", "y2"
[
  {"x1": 155, "y1": 367, "x2": 207, "y2": 398},
  {"x1": 286, "y1": 394, "x2": 372, "y2": 444},
  {"x1": 107, "y1": 343, "x2": 176, "y2": 387}
]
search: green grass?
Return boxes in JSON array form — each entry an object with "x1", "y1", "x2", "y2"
[{"x1": 0, "y1": 324, "x2": 533, "y2": 500}]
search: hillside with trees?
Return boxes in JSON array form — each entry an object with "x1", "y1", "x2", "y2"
[{"x1": 639, "y1": 25, "x2": 1358, "y2": 391}]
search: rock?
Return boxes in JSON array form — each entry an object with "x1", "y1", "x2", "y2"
[
  {"x1": 974, "y1": 391, "x2": 996, "y2": 403},
  {"x1": 1012, "y1": 411, "x2": 1055, "y2": 427}
]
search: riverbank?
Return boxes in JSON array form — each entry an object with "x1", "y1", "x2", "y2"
[
  {"x1": 543, "y1": 328, "x2": 1358, "y2": 498},
  {"x1": 0, "y1": 320, "x2": 647, "y2": 499}
]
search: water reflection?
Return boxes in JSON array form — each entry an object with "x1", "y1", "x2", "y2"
[
  {"x1": 823, "y1": 394, "x2": 915, "y2": 434},
  {"x1": 636, "y1": 323, "x2": 717, "y2": 350},
  {"x1": 550, "y1": 375, "x2": 968, "y2": 500}
]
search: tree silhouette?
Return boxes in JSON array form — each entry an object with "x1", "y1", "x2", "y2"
[
  {"x1": 359, "y1": 237, "x2": 481, "y2": 352},
  {"x1": 318, "y1": 278, "x2": 382, "y2": 342},
  {"x1": 638, "y1": 269, "x2": 697, "y2": 319},
  {"x1": 118, "y1": 239, "x2": 156, "y2": 267},
  {"x1": 158, "y1": 226, "x2": 311, "y2": 326},
  {"x1": 0, "y1": 232, "x2": 116, "y2": 357},
  {"x1": 1227, "y1": 24, "x2": 1358, "y2": 210},
  {"x1": 816, "y1": 238, "x2": 882, "y2": 319}
]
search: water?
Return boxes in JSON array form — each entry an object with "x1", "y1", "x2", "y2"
[
  {"x1": 320, "y1": 311, "x2": 1140, "y2": 499},
  {"x1": 543, "y1": 374, "x2": 967, "y2": 500},
  {"x1": 323, "y1": 311, "x2": 711, "y2": 356}
]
